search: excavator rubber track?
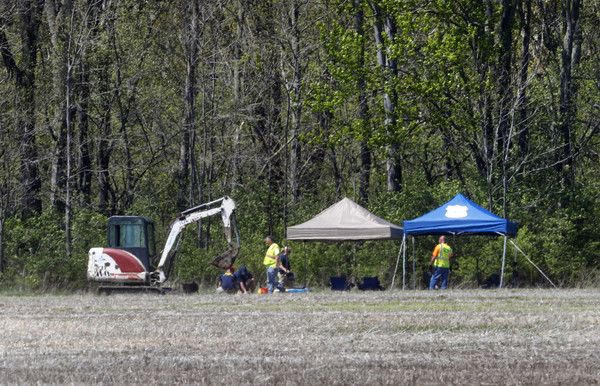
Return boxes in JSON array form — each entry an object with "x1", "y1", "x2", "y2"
[{"x1": 97, "y1": 286, "x2": 170, "y2": 295}]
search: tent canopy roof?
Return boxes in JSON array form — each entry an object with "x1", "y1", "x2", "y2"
[
  {"x1": 287, "y1": 197, "x2": 403, "y2": 241},
  {"x1": 403, "y1": 193, "x2": 517, "y2": 236}
]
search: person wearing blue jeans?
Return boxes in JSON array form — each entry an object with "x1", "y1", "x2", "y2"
[
  {"x1": 263, "y1": 236, "x2": 285, "y2": 293},
  {"x1": 429, "y1": 235, "x2": 454, "y2": 290}
]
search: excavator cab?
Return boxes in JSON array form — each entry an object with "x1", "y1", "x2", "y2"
[{"x1": 107, "y1": 216, "x2": 156, "y2": 271}]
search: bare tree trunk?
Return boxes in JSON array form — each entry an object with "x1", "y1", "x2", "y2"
[
  {"x1": 0, "y1": 145, "x2": 11, "y2": 273},
  {"x1": 287, "y1": 0, "x2": 302, "y2": 205},
  {"x1": 497, "y1": 0, "x2": 516, "y2": 151},
  {"x1": 557, "y1": 0, "x2": 582, "y2": 203},
  {"x1": 177, "y1": 0, "x2": 200, "y2": 212},
  {"x1": 517, "y1": 0, "x2": 532, "y2": 159},
  {"x1": 46, "y1": 0, "x2": 79, "y2": 258},
  {"x1": 355, "y1": 0, "x2": 370, "y2": 205},
  {"x1": 329, "y1": 147, "x2": 342, "y2": 198},
  {"x1": 113, "y1": 66, "x2": 134, "y2": 210},
  {"x1": 97, "y1": 104, "x2": 112, "y2": 214},
  {"x1": 0, "y1": 191, "x2": 4, "y2": 274},
  {"x1": 46, "y1": 0, "x2": 73, "y2": 213},
  {"x1": 497, "y1": 0, "x2": 516, "y2": 217},
  {"x1": 93, "y1": 5, "x2": 111, "y2": 213},
  {"x1": 482, "y1": 92, "x2": 494, "y2": 211},
  {"x1": 18, "y1": 96, "x2": 43, "y2": 217},
  {"x1": 75, "y1": 0, "x2": 99, "y2": 204},
  {"x1": 231, "y1": 2, "x2": 245, "y2": 193},
  {"x1": 371, "y1": 2, "x2": 401, "y2": 192},
  {"x1": 247, "y1": 0, "x2": 284, "y2": 235},
  {"x1": 65, "y1": 60, "x2": 73, "y2": 260},
  {"x1": 0, "y1": 0, "x2": 45, "y2": 218},
  {"x1": 0, "y1": 218, "x2": 3, "y2": 273},
  {"x1": 0, "y1": 116, "x2": 19, "y2": 272},
  {"x1": 110, "y1": 17, "x2": 144, "y2": 210},
  {"x1": 77, "y1": 68, "x2": 92, "y2": 202}
]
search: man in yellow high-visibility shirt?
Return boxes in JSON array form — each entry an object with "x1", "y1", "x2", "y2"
[
  {"x1": 264, "y1": 236, "x2": 285, "y2": 293},
  {"x1": 429, "y1": 235, "x2": 454, "y2": 290}
]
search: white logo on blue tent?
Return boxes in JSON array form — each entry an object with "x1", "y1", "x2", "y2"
[{"x1": 445, "y1": 205, "x2": 468, "y2": 218}]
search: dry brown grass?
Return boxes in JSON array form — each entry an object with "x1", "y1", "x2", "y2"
[{"x1": 0, "y1": 289, "x2": 599, "y2": 385}]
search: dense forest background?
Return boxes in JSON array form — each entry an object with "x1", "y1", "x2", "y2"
[{"x1": 1, "y1": 0, "x2": 599, "y2": 291}]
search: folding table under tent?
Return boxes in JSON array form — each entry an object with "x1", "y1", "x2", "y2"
[
  {"x1": 286, "y1": 197, "x2": 404, "y2": 287},
  {"x1": 395, "y1": 193, "x2": 518, "y2": 290}
]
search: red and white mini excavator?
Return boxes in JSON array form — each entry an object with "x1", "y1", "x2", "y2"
[{"x1": 87, "y1": 196, "x2": 239, "y2": 294}]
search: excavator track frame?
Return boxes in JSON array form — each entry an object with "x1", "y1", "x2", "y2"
[{"x1": 96, "y1": 285, "x2": 170, "y2": 295}]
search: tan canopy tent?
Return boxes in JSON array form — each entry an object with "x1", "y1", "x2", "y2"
[
  {"x1": 286, "y1": 198, "x2": 404, "y2": 286},
  {"x1": 287, "y1": 197, "x2": 403, "y2": 241}
]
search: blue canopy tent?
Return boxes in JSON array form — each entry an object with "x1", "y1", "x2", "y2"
[
  {"x1": 393, "y1": 193, "x2": 518, "y2": 289},
  {"x1": 403, "y1": 193, "x2": 517, "y2": 237}
]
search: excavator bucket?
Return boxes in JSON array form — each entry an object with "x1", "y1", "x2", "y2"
[{"x1": 210, "y1": 242, "x2": 240, "y2": 269}]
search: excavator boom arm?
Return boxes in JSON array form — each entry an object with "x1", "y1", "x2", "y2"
[{"x1": 152, "y1": 196, "x2": 237, "y2": 284}]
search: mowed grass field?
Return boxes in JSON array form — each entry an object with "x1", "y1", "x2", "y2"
[{"x1": 0, "y1": 289, "x2": 599, "y2": 385}]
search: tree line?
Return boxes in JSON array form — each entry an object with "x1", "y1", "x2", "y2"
[{"x1": 1, "y1": 0, "x2": 599, "y2": 291}]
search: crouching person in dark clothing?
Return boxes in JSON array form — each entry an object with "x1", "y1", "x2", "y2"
[
  {"x1": 217, "y1": 267, "x2": 238, "y2": 294},
  {"x1": 234, "y1": 265, "x2": 256, "y2": 294}
]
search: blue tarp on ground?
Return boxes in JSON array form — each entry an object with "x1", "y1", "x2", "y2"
[{"x1": 403, "y1": 193, "x2": 517, "y2": 237}]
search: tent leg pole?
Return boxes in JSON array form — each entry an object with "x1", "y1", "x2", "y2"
[
  {"x1": 513, "y1": 236, "x2": 518, "y2": 288},
  {"x1": 303, "y1": 242, "x2": 307, "y2": 288},
  {"x1": 391, "y1": 236, "x2": 404, "y2": 290},
  {"x1": 412, "y1": 236, "x2": 416, "y2": 290},
  {"x1": 500, "y1": 236, "x2": 507, "y2": 288},
  {"x1": 402, "y1": 235, "x2": 406, "y2": 290}
]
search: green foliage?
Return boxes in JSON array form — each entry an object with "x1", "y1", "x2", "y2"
[
  {"x1": 2, "y1": 0, "x2": 600, "y2": 292},
  {"x1": 1, "y1": 209, "x2": 71, "y2": 291}
]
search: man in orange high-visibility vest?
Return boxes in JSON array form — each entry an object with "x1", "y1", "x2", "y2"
[{"x1": 429, "y1": 235, "x2": 454, "y2": 290}]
